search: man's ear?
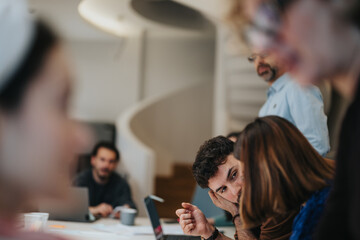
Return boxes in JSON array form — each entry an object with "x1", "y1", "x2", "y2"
[
  {"x1": 90, "y1": 156, "x2": 96, "y2": 167},
  {"x1": 114, "y1": 160, "x2": 119, "y2": 167}
]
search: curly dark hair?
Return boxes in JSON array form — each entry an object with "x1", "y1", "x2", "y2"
[{"x1": 192, "y1": 136, "x2": 234, "y2": 188}]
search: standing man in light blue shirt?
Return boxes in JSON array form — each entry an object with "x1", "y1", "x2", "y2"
[{"x1": 248, "y1": 52, "x2": 330, "y2": 156}]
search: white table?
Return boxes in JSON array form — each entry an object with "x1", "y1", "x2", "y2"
[{"x1": 46, "y1": 217, "x2": 236, "y2": 240}]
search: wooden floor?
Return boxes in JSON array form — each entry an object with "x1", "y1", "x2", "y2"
[{"x1": 155, "y1": 164, "x2": 197, "y2": 218}]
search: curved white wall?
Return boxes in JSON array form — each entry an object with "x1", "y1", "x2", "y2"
[
  {"x1": 116, "y1": 105, "x2": 156, "y2": 217},
  {"x1": 117, "y1": 82, "x2": 213, "y2": 216},
  {"x1": 132, "y1": 82, "x2": 213, "y2": 171}
]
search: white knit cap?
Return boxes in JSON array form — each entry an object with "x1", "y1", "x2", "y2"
[{"x1": 0, "y1": 0, "x2": 34, "y2": 91}]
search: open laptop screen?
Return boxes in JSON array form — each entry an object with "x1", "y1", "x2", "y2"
[
  {"x1": 38, "y1": 187, "x2": 91, "y2": 222},
  {"x1": 144, "y1": 196, "x2": 164, "y2": 240}
]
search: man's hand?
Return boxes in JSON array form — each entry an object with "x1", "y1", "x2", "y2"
[
  {"x1": 208, "y1": 190, "x2": 239, "y2": 217},
  {"x1": 114, "y1": 204, "x2": 131, "y2": 219},
  {"x1": 89, "y1": 203, "x2": 113, "y2": 217},
  {"x1": 175, "y1": 203, "x2": 215, "y2": 239}
]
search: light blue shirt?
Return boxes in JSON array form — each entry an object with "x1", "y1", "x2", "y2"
[{"x1": 259, "y1": 74, "x2": 330, "y2": 156}]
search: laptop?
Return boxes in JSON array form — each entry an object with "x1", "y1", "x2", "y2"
[
  {"x1": 144, "y1": 196, "x2": 200, "y2": 240},
  {"x1": 39, "y1": 187, "x2": 97, "y2": 222}
]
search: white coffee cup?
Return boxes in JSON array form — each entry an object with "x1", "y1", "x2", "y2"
[
  {"x1": 120, "y1": 208, "x2": 137, "y2": 226},
  {"x1": 24, "y1": 212, "x2": 49, "y2": 232}
]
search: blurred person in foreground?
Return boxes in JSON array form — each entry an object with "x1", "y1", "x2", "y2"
[
  {"x1": 248, "y1": 51, "x2": 329, "y2": 156},
  {"x1": 228, "y1": 0, "x2": 360, "y2": 238},
  {"x1": 0, "y1": 0, "x2": 88, "y2": 239},
  {"x1": 176, "y1": 136, "x2": 298, "y2": 240},
  {"x1": 234, "y1": 116, "x2": 335, "y2": 239},
  {"x1": 74, "y1": 141, "x2": 136, "y2": 218}
]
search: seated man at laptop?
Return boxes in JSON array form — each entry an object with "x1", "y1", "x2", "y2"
[
  {"x1": 74, "y1": 141, "x2": 136, "y2": 218},
  {"x1": 176, "y1": 136, "x2": 298, "y2": 239}
]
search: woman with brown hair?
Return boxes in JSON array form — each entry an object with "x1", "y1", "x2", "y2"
[
  {"x1": 234, "y1": 116, "x2": 335, "y2": 240},
  {"x1": 227, "y1": 0, "x2": 360, "y2": 238}
]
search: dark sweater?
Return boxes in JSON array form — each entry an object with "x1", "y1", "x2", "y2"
[
  {"x1": 315, "y1": 78, "x2": 360, "y2": 239},
  {"x1": 74, "y1": 169, "x2": 136, "y2": 210}
]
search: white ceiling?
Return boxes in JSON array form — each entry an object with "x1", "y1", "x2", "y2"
[{"x1": 28, "y1": 0, "x2": 219, "y2": 41}]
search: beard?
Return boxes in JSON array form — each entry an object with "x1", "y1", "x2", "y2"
[
  {"x1": 95, "y1": 168, "x2": 111, "y2": 181},
  {"x1": 257, "y1": 63, "x2": 277, "y2": 82}
]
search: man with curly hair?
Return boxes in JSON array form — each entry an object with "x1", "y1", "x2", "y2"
[{"x1": 176, "y1": 136, "x2": 298, "y2": 240}]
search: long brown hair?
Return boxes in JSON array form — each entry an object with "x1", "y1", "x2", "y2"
[{"x1": 234, "y1": 116, "x2": 335, "y2": 228}]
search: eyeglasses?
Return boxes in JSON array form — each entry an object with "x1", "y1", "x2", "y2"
[{"x1": 247, "y1": 53, "x2": 269, "y2": 62}]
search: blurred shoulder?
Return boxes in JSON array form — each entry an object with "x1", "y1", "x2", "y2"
[
  {"x1": 111, "y1": 172, "x2": 128, "y2": 185},
  {"x1": 73, "y1": 168, "x2": 92, "y2": 185}
]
